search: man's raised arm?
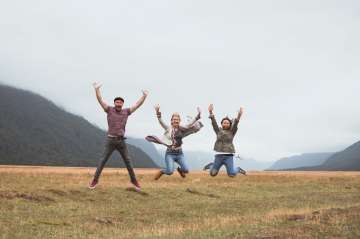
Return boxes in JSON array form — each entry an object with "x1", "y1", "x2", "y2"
[
  {"x1": 130, "y1": 90, "x2": 149, "y2": 114},
  {"x1": 93, "y1": 82, "x2": 109, "y2": 112}
]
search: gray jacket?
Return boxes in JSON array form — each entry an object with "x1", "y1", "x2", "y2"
[{"x1": 209, "y1": 114, "x2": 239, "y2": 154}]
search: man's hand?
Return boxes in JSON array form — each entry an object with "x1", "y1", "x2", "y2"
[
  {"x1": 93, "y1": 82, "x2": 102, "y2": 90},
  {"x1": 93, "y1": 82, "x2": 108, "y2": 111},
  {"x1": 142, "y1": 90, "x2": 149, "y2": 97},
  {"x1": 208, "y1": 104, "x2": 214, "y2": 114},
  {"x1": 239, "y1": 107, "x2": 244, "y2": 115}
]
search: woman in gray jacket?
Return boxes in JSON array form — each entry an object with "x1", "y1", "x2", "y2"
[{"x1": 203, "y1": 104, "x2": 246, "y2": 177}]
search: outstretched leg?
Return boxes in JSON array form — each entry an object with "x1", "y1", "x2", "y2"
[
  {"x1": 224, "y1": 155, "x2": 246, "y2": 177},
  {"x1": 90, "y1": 138, "x2": 116, "y2": 189},
  {"x1": 116, "y1": 139, "x2": 140, "y2": 189}
]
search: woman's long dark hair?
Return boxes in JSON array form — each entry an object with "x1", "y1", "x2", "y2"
[{"x1": 221, "y1": 117, "x2": 232, "y2": 128}]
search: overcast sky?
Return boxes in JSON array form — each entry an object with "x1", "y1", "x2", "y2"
[{"x1": 1, "y1": 0, "x2": 359, "y2": 162}]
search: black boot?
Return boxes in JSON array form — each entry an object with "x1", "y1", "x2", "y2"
[{"x1": 203, "y1": 162, "x2": 213, "y2": 171}]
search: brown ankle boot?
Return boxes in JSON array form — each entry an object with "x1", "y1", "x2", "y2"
[
  {"x1": 154, "y1": 170, "x2": 164, "y2": 180},
  {"x1": 177, "y1": 167, "x2": 186, "y2": 178}
]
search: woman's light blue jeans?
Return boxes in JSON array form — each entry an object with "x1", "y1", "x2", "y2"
[
  {"x1": 162, "y1": 153, "x2": 189, "y2": 175},
  {"x1": 210, "y1": 154, "x2": 243, "y2": 177}
]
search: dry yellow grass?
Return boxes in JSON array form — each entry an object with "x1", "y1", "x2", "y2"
[
  {"x1": 0, "y1": 165, "x2": 160, "y2": 174},
  {"x1": 1, "y1": 166, "x2": 360, "y2": 239}
]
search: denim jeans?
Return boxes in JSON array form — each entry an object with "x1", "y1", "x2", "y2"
[
  {"x1": 162, "y1": 152, "x2": 189, "y2": 175},
  {"x1": 209, "y1": 154, "x2": 242, "y2": 177},
  {"x1": 94, "y1": 137, "x2": 137, "y2": 184}
]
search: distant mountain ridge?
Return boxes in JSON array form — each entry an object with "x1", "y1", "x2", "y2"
[
  {"x1": 295, "y1": 141, "x2": 360, "y2": 171},
  {"x1": 0, "y1": 84, "x2": 160, "y2": 168},
  {"x1": 267, "y1": 153, "x2": 333, "y2": 170},
  {"x1": 268, "y1": 140, "x2": 360, "y2": 171}
]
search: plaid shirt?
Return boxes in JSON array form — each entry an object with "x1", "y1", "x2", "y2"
[{"x1": 106, "y1": 107, "x2": 131, "y2": 136}]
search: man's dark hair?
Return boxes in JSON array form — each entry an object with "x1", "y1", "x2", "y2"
[
  {"x1": 221, "y1": 117, "x2": 232, "y2": 127},
  {"x1": 114, "y1": 97, "x2": 124, "y2": 103}
]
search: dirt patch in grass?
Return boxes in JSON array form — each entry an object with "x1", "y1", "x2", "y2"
[
  {"x1": 257, "y1": 205, "x2": 360, "y2": 238},
  {"x1": 0, "y1": 190, "x2": 55, "y2": 202},
  {"x1": 266, "y1": 205, "x2": 360, "y2": 223},
  {"x1": 287, "y1": 214, "x2": 306, "y2": 221},
  {"x1": 35, "y1": 220, "x2": 71, "y2": 226},
  {"x1": 94, "y1": 217, "x2": 114, "y2": 225},
  {"x1": 185, "y1": 188, "x2": 220, "y2": 198},
  {"x1": 44, "y1": 189, "x2": 98, "y2": 202},
  {"x1": 46, "y1": 189, "x2": 67, "y2": 197},
  {"x1": 312, "y1": 205, "x2": 360, "y2": 224},
  {"x1": 87, "y1": 216, "x2": 126, "y2": 227}
]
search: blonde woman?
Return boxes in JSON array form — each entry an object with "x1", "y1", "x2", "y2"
[{"x1": 146, "y1": 105, "x2": 202, "y2": 180}]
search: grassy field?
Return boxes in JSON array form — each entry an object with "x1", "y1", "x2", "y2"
[{"x1": 1, "y1": 166, "x2": 360, "y2": 239}]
